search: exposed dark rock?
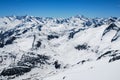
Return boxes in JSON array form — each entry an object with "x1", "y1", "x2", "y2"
[
  {"x1": 22, "y1": 30, "x2": 27, "y2": 34},
  {"x1": 102, "y1": 23, "x2": 119, "y2": 36},
  {"x1": 85, "y1": 20, "x2": 92, "y2": 26},
  {"x1": 77, "y1": 59, "x2": 90, "y2": 64},
  {"x1": 32, "y1": 35, "x2": 36, "y2": 48},
  {"x1": 56, "y1": 19, "x2": 68, "y2": 24},
  {"x1": 35, "y1": 41, "x2": 41, "y2": 48},
  {"x1": 3, "y1": 22, "x2": 7, "y2": 24},
  {"x1": 94, "y1": 23, "x2": 102, "y2": 27},
  {"x1": 75, "y1": 43, "x2": 89, "y2": 50},
  {"x1": 81, "y1": 60, "x2": 86, "y2": 64},
  {"x1": 54, "y1": 61, "x2": 61, "y2": 69},
  {"x1": 0, "y1": 40, "x2": 4, "y2": 48},
  {"x1": 109, "y1": 56, "x2": 120, "y2": 62},
  {"x1": 111, "y1": 30, "x2": 120, "y2": 42},
  {"x1": 107, "y1": 17, "x2": 117, "y2": 23},
  {"x1": 5, "y1": 36, "x2": 16, "y2": 45},
  {"x1": 37, "y1": 25, "x2": 42, "y2": 31},
  {"x1": 48, "y1": 35, "x2": 59, "y2": 40},
  {"x1": 69, "y1": 32, "x2": 76, "y2": 39},
  {"x1": 2, "y1": 29, "x2": 14, "y2": 38},
  {"x1": 18, "y1": 53, "x2": 50, "y2": 68},
  {"x1": 68, "y1": 28, "x2": 85, "y2": 39},
  {"x1": 97, "y1": 50, "x2": 120, "y2": 62},
  {"x1": 111, "y1": 17, "x2": 118, "y2": 20},
  {"x1": 0, "y1": 56, "x2": 3, "y2": 63},
  {"x1": 63, "y1": 76, "x2": 66, "y2": 79},
  {"x1": 97, "y1": 51, "x2": 112, "y2": 60},
  {"x1": 0, "y1": 66, "x2": 31, "y2": 76},
  {"x1": 101, "y1": 23, "x2": 120, "y2": 42},
  {"x1": 15, "y1": 29, "x2": 20, "y2": 33},
  {"x1": 108, "y1": 19, "x2": 115, "y2": 23}
]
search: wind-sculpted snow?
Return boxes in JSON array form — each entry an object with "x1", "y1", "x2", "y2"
[{"x1": 0, "y1": 15, "x2": 120, "y2": 80}]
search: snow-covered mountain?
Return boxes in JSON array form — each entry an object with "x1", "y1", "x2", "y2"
[{"x1": 0, "y1": 15, "x2": 120, "y2": 80}]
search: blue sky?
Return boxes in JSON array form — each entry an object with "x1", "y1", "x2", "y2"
[{"x1": 0, "y1": 0, "x2": 120, "y2": 18}]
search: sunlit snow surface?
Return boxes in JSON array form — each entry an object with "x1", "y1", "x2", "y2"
[{"x1": 44, "y1": 59, "x2": 120, "y2": 80}]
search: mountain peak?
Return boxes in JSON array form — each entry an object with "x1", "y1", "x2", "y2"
[{"x1": 72, "y1": 15, "x2": 87, "y2": 19}]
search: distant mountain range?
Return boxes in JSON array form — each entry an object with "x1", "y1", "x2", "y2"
[{"x1": 0, "y1": 15, "x2": 120, "y2": 80}]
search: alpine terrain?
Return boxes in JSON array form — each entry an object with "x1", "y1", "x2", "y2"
[{"x1": 0, "y1": 15, "x2": 120, "y2": 80}]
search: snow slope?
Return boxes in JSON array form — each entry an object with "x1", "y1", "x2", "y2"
[{"x1": 44, "y1": 59, "x2": 120, "y2": 80}]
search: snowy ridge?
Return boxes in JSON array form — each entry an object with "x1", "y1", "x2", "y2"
[{"x1": 0, "y1": 15, "x2": 120, "y2": 80}]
